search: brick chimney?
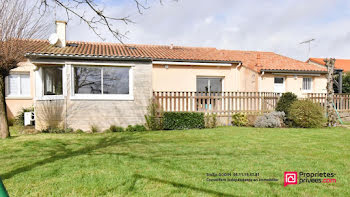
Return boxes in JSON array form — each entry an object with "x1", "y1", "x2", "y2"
[
  {"x1": 55, "y1": 21, "x2": 67, "y2": 47},
  {"x1": 256, "y1": 53, "x2": 261, "y2": 67}
]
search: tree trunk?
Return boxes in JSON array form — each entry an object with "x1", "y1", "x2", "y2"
[
  {"x1": 324, "y1": 58, "x2": 337, "y2": 127},
  {"x1": 0, "y1": 75, "x2": 10, "y2": 139}
]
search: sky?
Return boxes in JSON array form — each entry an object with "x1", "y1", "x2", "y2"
[{"x1": 49, "y1": 0, "x2": 350, "y2": 61}]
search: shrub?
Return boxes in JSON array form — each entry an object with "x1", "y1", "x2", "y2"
[
  {"x1": 134, "y1": 124, "x2": 147, "y2": 132},
  {"x1": 231, "y1": 113, "x2": 248, "y2": 127},
  {"x1": 276, "y1": 92, "x2": 298, "y2": 117},
  {"x1": 75, "y1": 129, "x2": 85, "y2": 133},
  {"x1": 125, "y1": 124, "x2": 147, "y2": 132},
  {"x1": 205, "y1": 114, "x2": 218, "y2": 128},
  {"x1": 8, "y1": 118, "x2": 15, "y2": 126},
  {"x1": 163, "y1": 112, "x2": 205, "y2": 130},
  {"x1": 289, "y1": 100, "x2": 325, "y2": 128},
  {"x1": 15, "y1": 106, "x2": 34, "y2": 126},
  {"x1": 109, "y1": 125, "x2": 124, "y2": 132},
  {"x1": 65, "y1": 128, "x2": 74, "y2": 133},
  {"x1": 41, "y1": 127, "x2": 73, "y2": 133},
  {"x1": 254, "y1": 111, "x2": 285, "y2": 128},
  {"x1": 90, "y1": 125, "x2": 100, "y2": 133},
  {"x1": 144, "y1": 99, "x2": 163, "y2": 130}
]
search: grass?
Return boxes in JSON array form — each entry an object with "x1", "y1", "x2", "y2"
[{"x1": 0, "y1": 127, "x2": 349, "y2": 197}]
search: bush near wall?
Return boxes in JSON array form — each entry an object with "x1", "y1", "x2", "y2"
[
  {"x1": 254, "y1": 111, "x2": 285, "y2": 128},
  {"x1": 163, "y1": 112, "x2": 205, "y2": 130},
  {"x1": 231, "y1": 113, "x2": 248, "y2": 127},
  {"x1": 289, "y1": 100, "x2": 325, "y2": 128},
  {"x1": 276, "y1": 92, "x2": 298, "y2": 117}
]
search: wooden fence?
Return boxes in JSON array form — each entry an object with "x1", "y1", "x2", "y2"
[
  {"x1": 153, "y1": 91, "x2": 281, "y2": 117},
  {"x1": 307, "y1": 93, "x2": 350, "y2": 113}
]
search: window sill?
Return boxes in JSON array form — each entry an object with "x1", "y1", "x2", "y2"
[
  {"x1": 5, "y1": 96, "x2": 32, "y2": 100},
  {"x1": 302, "y1": 90, "x2": 312, "y2": 94},
  {"x1": 35, "y1": 95, "x2": 65, "y2": 101},
  {"x1": 70, "y1": 94, "x2": 134, "y2": 101}
]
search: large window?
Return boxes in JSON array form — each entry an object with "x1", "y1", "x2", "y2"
[
  {"x1": 302, "y1": 77, "x2": 312, "y2": 91},
  {"x1": 73, "y1": 66, "x2": 130, "y2": 95},
  {"x1": 43, "y1": 67, "x2": 63, "y2": 95},
  {"x1": 6, "y1": 73, "x2": 30, "y2": 97}
]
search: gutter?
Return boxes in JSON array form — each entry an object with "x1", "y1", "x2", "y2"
[
  {"x1": 152, "y1": 61, "x2": 234, "y2": 67},
  {"x1": 260, "y1": 69, "x2": 327, "y2": 74},
  {"x1": 152, "y1": 58, "x2": 241, "y2": 64}
]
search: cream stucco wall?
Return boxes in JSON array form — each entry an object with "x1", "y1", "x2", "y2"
[
  {"x1": 238, "y1": 66, "x2": 259, "y2": 92},
  {"x1": 152, "y1": 64, "x2": 243, "y2": 92},
  {"x1": 258, "y1": 73, "x2": 327, "y2": 97},
  {"x1": 153, "y1": 64, "x2": 326, "y2": 96},
  {"x1": 5, "y1": 60, "x2": 35, "y2": 119}
]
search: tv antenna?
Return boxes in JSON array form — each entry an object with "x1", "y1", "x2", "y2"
[{"x1": 300, "y1": 39, "x2": 315, "y2": 58}]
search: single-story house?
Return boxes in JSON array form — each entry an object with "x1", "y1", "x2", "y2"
[{"x1": 6, "y1": 21, "x2": 327, "y2": 130}]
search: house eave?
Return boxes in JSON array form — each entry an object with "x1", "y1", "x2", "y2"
[{"x1": 260, "y1": 69, "x2": 327, "y2": 74}]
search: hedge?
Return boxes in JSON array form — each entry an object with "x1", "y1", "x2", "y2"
[{"x1": 163, "y1": 112, "x2": 205, "y2": 130}]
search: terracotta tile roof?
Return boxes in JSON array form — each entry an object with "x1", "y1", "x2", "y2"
[
  {"x1": 308, "y1": 58, "x2": 350, "y2": 72},
  {"x1": 24, "y1": 39, "x2": 326, "y2": 72}
]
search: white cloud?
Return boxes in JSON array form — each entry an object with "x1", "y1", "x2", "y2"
[{"x1": 55, "y1": 0, "x2": 350, "y2": 61}]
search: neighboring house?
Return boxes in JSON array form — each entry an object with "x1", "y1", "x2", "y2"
[
  {"x1": 6, "y1": 21, "x2": 327, "y2": 130},
  {"x1": 308, "y1": 58, "x2": 350, "y2": 72},
  {"x1": 307, "y1": 57, "x2": 349, "y2": 93},
  {"x1": 5, "y1": 61, "x2": 35, "y2": 119}
]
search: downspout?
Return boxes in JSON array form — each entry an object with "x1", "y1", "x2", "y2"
[
  {"x1": 235, "y1": 62, "x2": 242, "y2": 91},
  {"x1": 338, "y1": 70, "x2": 343, "y2": 93},
  {"x1": 259, "y1": 71, "x2": 265, "y2": 92}
]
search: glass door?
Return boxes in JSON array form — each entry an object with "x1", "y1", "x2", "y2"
[{"x1": 196, "y1": 77, "x2": 223, "y2": 110}]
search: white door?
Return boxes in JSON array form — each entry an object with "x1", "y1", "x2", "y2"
[{"x1": 274, "y1": 77, "x2": 285, "y2": 93}]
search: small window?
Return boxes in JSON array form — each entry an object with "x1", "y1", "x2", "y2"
[
  {"x1": 6, "y1": 74, "x2": 30, "y2": 97},
  {"x1": 73, "y1": 66, "x2": 130, "y2": 95},
  {"x1": 43, "y1": 67, "x2": 63, "y2": 95},
  {"x1": 274, "y1": 77, "x2": 284, "y2": 84},
  {"x1": 303, "y1": 77, "x2": 312, "y2": 91}
]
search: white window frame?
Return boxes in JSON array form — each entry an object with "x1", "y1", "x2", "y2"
[
  {"x1": 5, "y1": 72, "x2": 31, "y2": 99},
  {"x1": 35, "y1": 65, "x2": 66, "y2": 100},
  {"x1": 302, "y1": 77, "x2": 312, "y2": 93},
  {"x1": 70, "y1": 64, "x2": 134, "y2": 100}
]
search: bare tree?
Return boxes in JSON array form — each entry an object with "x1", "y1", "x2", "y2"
[
  {"x1": 0, "y1": 0, "x2": 48, "y2": 138},
  {"x1": 39, "y1": 0, "x2": 175, "y2": 42},
  {"x1": 324, "y1": 58, "x2": 337, "y2": 127}
]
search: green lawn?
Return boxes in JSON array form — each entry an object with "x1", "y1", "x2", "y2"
[{"x1": 0, "y1": 127, "x2": 349, "y2": 196}]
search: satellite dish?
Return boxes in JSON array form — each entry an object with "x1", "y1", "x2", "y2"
[{"x1": 49, "y1": 33, "x2": 59, "y2": 45}]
